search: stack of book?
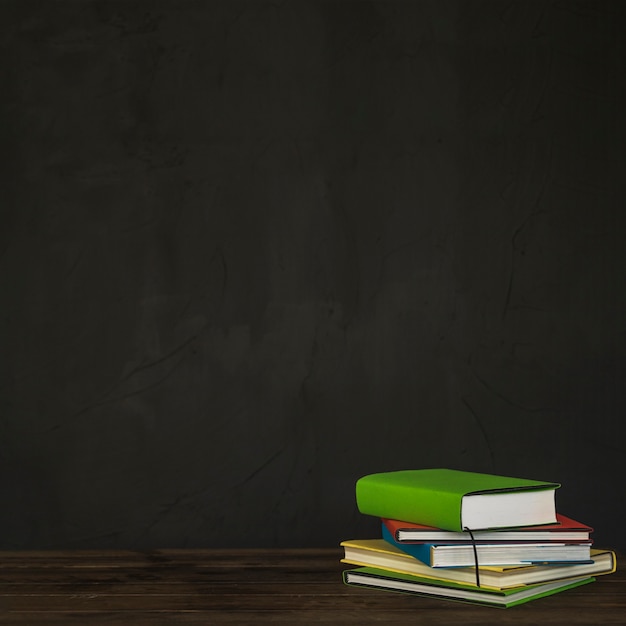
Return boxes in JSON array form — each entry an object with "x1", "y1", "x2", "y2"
[{"x1": 340, "y1": 468, "x2": 617, "y2": 608}]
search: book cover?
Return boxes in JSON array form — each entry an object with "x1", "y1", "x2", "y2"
[
  {"x1": 381, "y1": 523, "x2": 592, "y2": 567},
  {"x1": 356, "y1": 468, "x2": 559, "y2": 531},
  {"x1": 384, "y1": 513, "x2": 593, "y2": 544},
  {"x1": 340, "y1": 538, "x2": 616, "y2": 590},
  {"x1": 342, "y1": 566, "x2": 595, "y2": 608}
]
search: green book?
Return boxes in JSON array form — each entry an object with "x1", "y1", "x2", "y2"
[
  {"x1": 355, "y1": 468, "x2": 559, "y2": 531},
  {"x1": 342, "y1": 566, "x2": 594, "y2": 608}
]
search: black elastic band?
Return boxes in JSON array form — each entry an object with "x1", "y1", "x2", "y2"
[{"x1": 464, "y1": 527, "x2": 481, "y2": 588}]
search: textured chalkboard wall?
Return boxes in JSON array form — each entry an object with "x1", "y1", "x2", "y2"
[{"x1": 1, "y1": 0, "x2": 625, "y2": 550}]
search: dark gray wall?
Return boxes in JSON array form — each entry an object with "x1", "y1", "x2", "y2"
[{"x1": 1, "y1": 0, "x2": 625, "y2": 550}]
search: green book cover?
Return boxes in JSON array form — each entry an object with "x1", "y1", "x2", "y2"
[
  {"x1": 342, "y1": 566, "x2": 594, "y2": 608},
  {"x1": 355, "y1": 468, "x2": 559, "y2": 531}
]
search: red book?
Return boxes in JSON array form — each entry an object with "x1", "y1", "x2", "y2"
[{"x1": 383, "y1": 514, "x2": 593, "y2": 544}]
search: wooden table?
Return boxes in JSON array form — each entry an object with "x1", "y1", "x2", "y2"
[{"x1": 0, "y1": 548, "x2": 623, "y2": 624}]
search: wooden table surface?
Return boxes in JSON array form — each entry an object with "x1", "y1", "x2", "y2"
[{"x1": 0, "y1": 548, "x2": 623, "y2": 624}]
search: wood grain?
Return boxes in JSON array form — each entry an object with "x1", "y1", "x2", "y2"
[{"x1": 0, "y1": 549, "x2": 623, "y2": 624}]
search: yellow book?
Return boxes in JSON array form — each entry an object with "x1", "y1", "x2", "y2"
[{"x1": 341, "y1": 538, "x2": 616, "y2": 591}]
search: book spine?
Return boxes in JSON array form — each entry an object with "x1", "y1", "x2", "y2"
[
  {"x1": 381, "y1": 524, "x2": 434, "y2": 565},
  {"x1": 356, "y1": 478, "x2": 464, "y2": 531}
]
